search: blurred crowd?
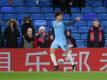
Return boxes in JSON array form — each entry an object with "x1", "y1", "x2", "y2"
[
  {"x1": 0, "y1": 0, "x2": 105, "y2": 48},
  {"x1": 0, "y1": 16, "x2": 105, "y2": 48}
]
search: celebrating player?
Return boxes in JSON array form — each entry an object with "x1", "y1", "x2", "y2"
[{"x1": 50, "y1": 11, "x2": 80, "y2": 71}]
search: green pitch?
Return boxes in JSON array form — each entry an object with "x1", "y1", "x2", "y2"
[{"x1": 0, "y1": 72, "x2": 107, "y2": 80}]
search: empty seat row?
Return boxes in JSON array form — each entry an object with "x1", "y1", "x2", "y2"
[
  {"x1": 1, "y1": 7, "x2": 107, "y2": 14},
  {"x1": 0, "y1": 0, "x2": 51, "y2": 7}
]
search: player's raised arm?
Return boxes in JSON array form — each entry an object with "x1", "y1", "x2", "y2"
[{"x1": 64, "y1": 17, "x2": 80, "y2": 26}]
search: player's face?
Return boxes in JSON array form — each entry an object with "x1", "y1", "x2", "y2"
[
  {"x1": 93, "y1": 21, "x2": 99, "y2": 28},
  {"x1": 56, "y1": 15, "x2": 63, "y2": 21}
]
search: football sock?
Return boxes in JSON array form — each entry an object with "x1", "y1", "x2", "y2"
[{"x1": 50, "y1": 54, "x2": 58, "y2": 66}]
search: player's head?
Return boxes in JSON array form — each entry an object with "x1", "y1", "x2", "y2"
[
  {"x1": 93, "y1": 20, "x2": 100, "y2": 28},
  {"x1": 55, "y1": 11, "x2": 63, "y2": 21}
]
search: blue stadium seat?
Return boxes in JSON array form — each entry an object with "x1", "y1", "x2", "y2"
[
  {"x1": 55, "y1": 8, "x2": 61, "y2": 12},
  {"x1": 14, "y1": 7, "x2": 27, "y2": 14},
  {"x1": 0, "y1": 0, "x2": 2, "y2": 6},
  {"x1": 0, "y1": 14, "x2": 3, "y2": 20},
  {"x1": 16, "y1": 14, "x2": 29, "y2": 20},
  {"x1": 17, "y1": 27, "x2": 21, "y2": 33},
  {"x1": 1, "y1": 7, "x2": 14, "y2": 14},
  {"x1": 105, "y1": 40, "x2": 107, "y2": 47},
  {"x1": 13, "y1": 0, "x2": 23, "y2": 7},
  {"x1": 30, "y1": 14, "x2": 43, "y2": 20},
  {"x1": 63, "y1": 14, "x2": 70, "y2": 20},
  {"x1": 98, "y1": 14, "x2": 107, "y2": 20},
  {"x1": 81, "y1": 34, "x2": 88, "y2": 40},
  {"x1": 101, "y1": 21, "x2": 107, "y2": 33},
  {"x1": 34, "y1": 20, "x2": 47, "y2": 26},
  {"x1": 93, "y1": 0, "x2": 103, "y2": 7},
  {"x1": 71, "y1": 27, "x2": 78, "y2": 33},
  {"x1": 83, "y1": 13, "x2": 97, "y2": 20},
  {"x1": 27, "y1": 0, "x2": 36, "y2": 7},
  {"x1": 76, "y1": 40, "x2": 86, "y2": 48},
  {"x1": 39, "y1": 0, "x2": 51, "y2": 7},
  {"x1": 1, "y1": 20, "x2": 7, "y2": 28},
  {"x1": 81, "y1": 7, "x2": 93, "y2": 13},
  {"x1": 71, "y1": 14, "x2": 83, "y2": 19},
  {"x1": 1, "y1": 26, "x2": 6, "y2": 32},
  {"x1": 3, "y1": 14, "x2": 16, "y2": 20},
  {"x1": 86, "y1": 0, "x2": 102, "y2": 7},
  {"x1": 104, "y1": 34, "x2": 107, "y2": 40},
  {"x1": 45, "y1": 27, "x2": 51, "y2": 32},
  {"x1": 94, "y1": 7, "x2": 107, "y2": 13},
  {"x1": 104, "y1": 0, "x2": 107, "y2": 7},
  {"x1": 74, "y1": 20, "x2": 87, "y2": 27},
  {"x1": 28, "y1": 7, "x2": 41, "y2": 14},
  {"x1": 71, "y1": 7, "x2": 80, "y2": 13},
  {"x1": 44, "y1": 14, "x2": 55, "y2": 20},
  {"x1": 0, "y1": 0, "x2": 9, "y2": 6},
  {"x1": 34, "y1": 20, "x2": 47, "y2": 29},
  {"x1": 47, "y1": 20, "x2": 53, "y2": 28},
  {"x1": 87, "y1": 21, "x2": 93, "y2": 27},
  {"x1": 72, "y1": 34, "x2": 81, "y2": 40},
  {"x1": 79, "y1": 27, "x2": 89, "y2": 33},
  {"x1": 41, "y1": 7, "x2": 53, "y2": 13}
]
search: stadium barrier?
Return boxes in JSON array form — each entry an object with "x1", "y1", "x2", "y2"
[{"x1": 0, "y1": 48, "x2": 107, "y2": 72}]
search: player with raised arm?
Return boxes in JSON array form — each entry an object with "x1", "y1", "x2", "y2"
[{"x1": 50, "y1": 11, "x2": 80, "y2": 71}]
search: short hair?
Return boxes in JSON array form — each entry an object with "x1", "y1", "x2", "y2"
[{"x1": 55, "y1": 11, "x2": 63, "y2": 18}]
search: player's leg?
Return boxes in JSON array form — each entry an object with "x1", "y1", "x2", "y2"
[
  {"x1": 59, "y1": 41, "x2": 75, "y2": 71},
  {"x1": 50, "y1": 41, "x2": 59, "y2": 71},
  {"x1": 66, "y1": 49, "x2": 75, "y2": 71}
]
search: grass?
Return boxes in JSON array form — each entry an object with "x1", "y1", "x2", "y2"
[{"x1": 0, "y1": 72, "x2": 107, "y2": 80}]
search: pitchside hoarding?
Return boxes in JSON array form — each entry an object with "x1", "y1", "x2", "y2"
[{"x1": 0, "y1": 48, "x2": 107, "y2": 72}]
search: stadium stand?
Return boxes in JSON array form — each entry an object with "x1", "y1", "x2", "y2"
[{"x1": 0, "y1": 0, "x2": 107, "y2": 47}]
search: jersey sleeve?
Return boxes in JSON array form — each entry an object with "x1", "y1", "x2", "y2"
[{"x1": 64, "y1": 20, "x2": 76, "y2": 26}]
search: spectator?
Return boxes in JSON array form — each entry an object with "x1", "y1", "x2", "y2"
[
  {"x1": 35, "y1": 0, "x2": 40, "y2": 6},
  {"x1": 22, "y1": 0, "x2": 28, "y2": 7},
  {"x1": 21, "y1": 16, "x2": 35, "y2": 36},
  {"x1": 72, "y1": 0, "x2": 86, "y2": 7},
  {"x1": 52, "y1": 0, "x2": 86, "y2": 14},
  {"x1": 87, "y1": 20, "x2": 105, "y2": 48},
  {"x1": 52, "y1": 0, "x2": 60, "y2": 10},
  {"x1": 20, "y1": 27, "x2": 34, "y2": 48},
  {"x1": 60, "y1": 0, "x2": 72, "y2": 18},
  {"x1": 8, "y1": 0, "x2": 13, "y2": 6},
  {"x1": 65, "y1": 29, "x2": 77, "y2": 48},
  {"x1": 34, "y1": 26, "x2": 49, "y2": 48},
  {"x1": 4, "y1": 19, "x2": 20, "y2": 48},
  {"x1": 34, "y1": 35, "x2": 39, "y2": 48},
  {"x1": 48, "y1": 33, "x2": 54, "y2": 48},
  {"x1": 52, "y1": 0, "x2": 72, "y2": 18}
]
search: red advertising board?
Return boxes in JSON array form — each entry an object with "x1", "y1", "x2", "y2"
[{"x1": 0, "y1": 48, "x2": 107, "y2": 72}]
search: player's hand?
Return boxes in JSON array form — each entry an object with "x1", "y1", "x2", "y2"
[{"x1": 76, "y1": 17, "x2": 80, "y2": 21}]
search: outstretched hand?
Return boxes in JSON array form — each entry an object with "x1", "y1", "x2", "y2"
[{"x1": 76, "y1": 17, "x2": 80, "y2": 21}]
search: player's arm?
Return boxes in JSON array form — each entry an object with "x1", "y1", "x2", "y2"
[{"x1": 64, "y1": 17, "x2": 80, "y2": 26}]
